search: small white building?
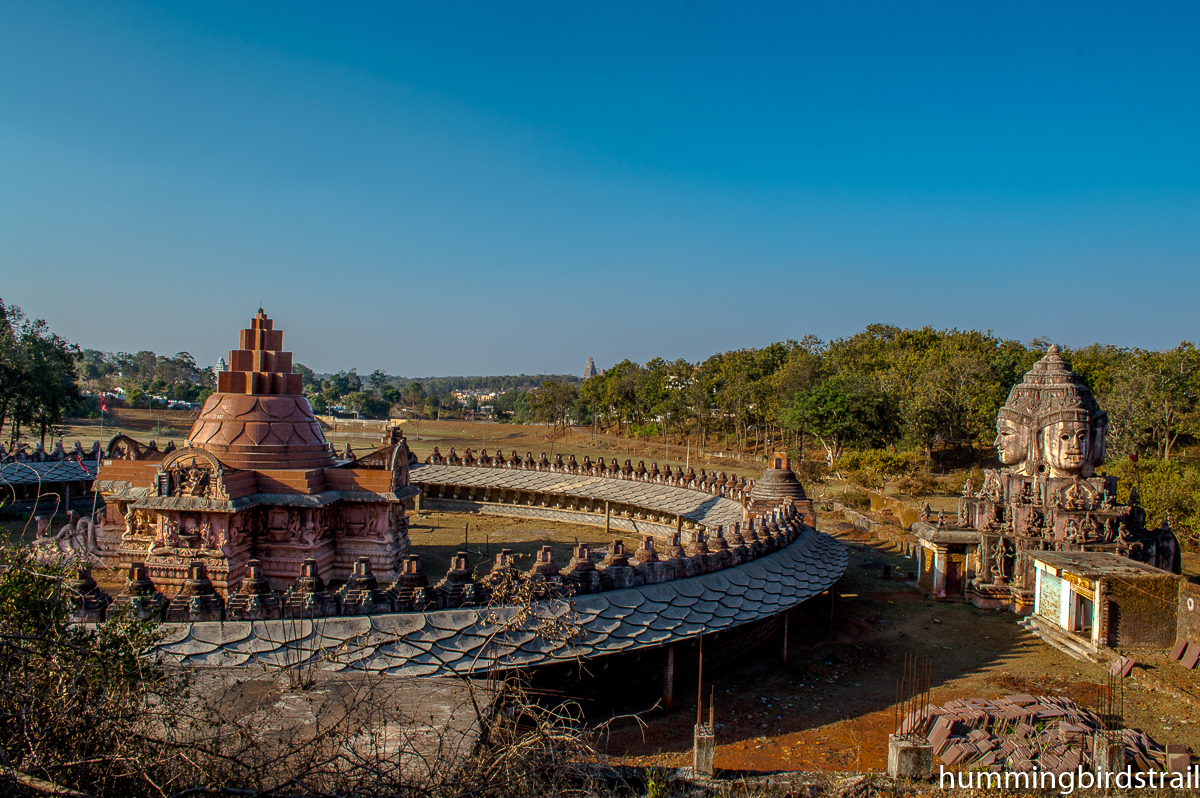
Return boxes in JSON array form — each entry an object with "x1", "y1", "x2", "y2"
[{"x1": 1026, "y1": 551, "x2": 1179, "y2": 662}]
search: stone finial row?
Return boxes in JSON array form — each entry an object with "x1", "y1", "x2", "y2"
[
  {"x1": 1, "y1": 439, "x2": 106, "y2": 464},
  {"x1": 72, "y1": 505, "x2": 805, "y2": 624},
  {"x1": 424, "y1": 448, "x2": 754, "y2": 497}
]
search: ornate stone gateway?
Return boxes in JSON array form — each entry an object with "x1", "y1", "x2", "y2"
[
  {"x1": 95, "y1": 311, "x2": 418, "y2": 596},
  {"x1": 914, "y1": 346, "x2": 1179, "y2": 612}
]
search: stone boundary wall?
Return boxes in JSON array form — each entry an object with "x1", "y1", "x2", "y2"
[
  {"x1": 864, "y1": 490, "x2": 922, "y2": 530},
  {"x1": 151, "y1": 526, "x2": 847, "y2": 676}
]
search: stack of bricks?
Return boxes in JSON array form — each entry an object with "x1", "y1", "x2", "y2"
[{"x1": 901, "y1": 695, "x2": 1177, "y2": 774}]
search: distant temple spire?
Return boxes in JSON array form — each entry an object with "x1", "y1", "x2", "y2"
[{"x1": 583, "y1": 357, "x2": 597, "y2": 379}]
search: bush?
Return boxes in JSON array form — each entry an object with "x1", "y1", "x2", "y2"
[
  {"x1": 836, "y1": 449, "x2": 924, "y2": 490},
  {"x1": 895, "y1": 471, "x2": 938, "y2": 497},
  {"x1": 1101, "y1": 457, "x2": 1200, "y2": 550},
  {"x1": 0, "y1": 548, "x2": 181, "y2": 795},
  {"x1": 838, "y1": 489, "x2": 871, "y2": 510},
  {"x1": 846, "y1": 468, "x2": 885, "y2": 491},
  {"x1": 795, "y1": 458, "x2": 829, "y2": 485},
  {"x1": 944, "y1": 466, "x2": 986, "y2": 497}
]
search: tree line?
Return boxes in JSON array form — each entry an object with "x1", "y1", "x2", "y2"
[{"x1": 541, "y1": 325, "x2": 1199, "y2": 467}]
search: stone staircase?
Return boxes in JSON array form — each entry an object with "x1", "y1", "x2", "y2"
[{"x1": 1018, "y1": 614, "x2": 1104, "y2": 664}]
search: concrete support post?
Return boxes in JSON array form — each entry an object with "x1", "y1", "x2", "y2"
[
  {"x1": 693, "y1": 723, "x2": 715, "y2": 779},
  {"x1": 663, "y1": 643, "x2": 675, "y2": 711},
  {"x1": 1093, "y1": 733, "x2": 1125, "y2": 776},
  {"x1": 887, "y1": 734, "x2": 933, "y2": 779}
]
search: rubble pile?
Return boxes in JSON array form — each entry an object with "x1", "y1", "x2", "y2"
[{"x1": 900, "y1": 695, "x2": 1174, "y2": 773}]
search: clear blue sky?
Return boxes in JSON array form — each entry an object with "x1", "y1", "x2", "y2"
[{"x1": 2, "y1": 1, "x2": 1197, "y2": 375}]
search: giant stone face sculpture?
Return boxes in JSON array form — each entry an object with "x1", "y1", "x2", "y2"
[{"x1": 995, "y1": 345, "x2": 1106, "y2": 479}]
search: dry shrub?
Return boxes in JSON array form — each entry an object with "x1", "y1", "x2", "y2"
[
  {"x1": 943, "y1": 466, "x2": 986, "y2": 497},
  {"x1": 894, "y1": 471, "x2": 938, "y2": 497}
]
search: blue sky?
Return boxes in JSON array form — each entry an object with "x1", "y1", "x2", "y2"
[{"x1": 2, "y1": 1, "x2": 1197, "y2": 375}]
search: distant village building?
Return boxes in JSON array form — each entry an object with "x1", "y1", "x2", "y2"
[{"x1": 583, "y1": 357, "x2": 597, "y2": 379}]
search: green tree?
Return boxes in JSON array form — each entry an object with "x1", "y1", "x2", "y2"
[
  {"x1": 406, "y1": 381, "x2": 425, "y2": 407},
  {"x1": 780, "y1": 375, "x2": 898, "y2": 465},
  {"x1": 530, "y1": 380, "x2": 580, "y2": 433}
]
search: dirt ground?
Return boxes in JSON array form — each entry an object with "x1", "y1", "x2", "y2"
[{"x1": 600, "y1": 515, "x2": 1200, "y2": 773}]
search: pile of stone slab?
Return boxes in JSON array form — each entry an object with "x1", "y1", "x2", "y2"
[{"x1": 899, "y1": 695, "x2": 1177, "y2": 773}]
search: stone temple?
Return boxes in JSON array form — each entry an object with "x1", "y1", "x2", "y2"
[
  {"x1": 96, "y1": 310, "x2": 418, "y2": 593},
  {"x1": 914, "y1": 345, "x2": 1180, "y2": 612},
  {"x1": 74, "y1": 308, "x2": 845, "y2": 698}
]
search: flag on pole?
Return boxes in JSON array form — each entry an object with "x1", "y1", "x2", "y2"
[{"x1": 99, "y1": 395, "x2": 108, "y2": 413}]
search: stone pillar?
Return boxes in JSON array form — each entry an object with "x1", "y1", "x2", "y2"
[
  {"x1": 933, "y1": 548, "x2": 946, "y2": 597},
  {"x1": 887, "y1": 734, "x2": 933, "y2": 779},
  {"x1": 978, "y1": 534, "x2": 993, "y2": 584},
  {"x1": 663, "y1": 643, "x2": 675, "y2": 711},
  {"x1": 605, "y1": 501, "x2": 611, "y2": 535}
]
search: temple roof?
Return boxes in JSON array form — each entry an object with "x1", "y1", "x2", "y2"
[{"x1": 187, "y1": 311, "x2": 335, "y2": 471}]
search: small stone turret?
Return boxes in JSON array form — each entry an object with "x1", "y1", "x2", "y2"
[
  {"x1": 745, "y1": 519, "x2": 767, "y2": 560},
  {"x1": 529, "y1": 545, "x2": 560, "y2": 579},
  {"x1": 67, "y1": 567, "x2": 111, "y2": 623},
  {"x1": 708, "y1": 525, "x2": 732, "y2": 571},
  {"x1": 479, "y1": 548, "x2": 521, "y2": 601},
  {"x1": 387, "y1": 555, "x2": 431, "y2": 611},
  {"x1": 226, "y1": 559, "x2": 281, "y2": 620},
  {"x1": 434, "y1": 552, "x2": 477, "y2": 608},
  {"x1": 686, "y1": 529, "x2": 713, "y2": 574},
  {"x1": 598, "y1": 540, "x2": 636, "y2": 591},
  {"x1": 561, "y1": 543, "x2": 601, "y2": 595},
  {"x1": 282, "y1": 558, "x2": 338, "y2": 618},
  {"x1": 166, "y1": 561, "x2": 225, "y2": 622},
  {"x1": 108, "y1": 562, "x2": 167, "y2": 621},
  {"x1": 631, "y1": 536, "x2": 671, "y2": 585},
  {"x1": 337, "y1": 557, "x2": 393, "y2": 615},
  {"x1": 663, "y1": 532, "x2": 692, "y2": 580}
]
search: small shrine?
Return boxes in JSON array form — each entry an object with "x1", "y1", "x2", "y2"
[
  {"x1": 748, "y1": 451, "x2": 816, "y2": 527},
  {"x1": 914, "y1": 345, "x2": 1180, "y2": 612},
  {"x1": 95, "y1": 310, "x2": 418, "y2": 593}
]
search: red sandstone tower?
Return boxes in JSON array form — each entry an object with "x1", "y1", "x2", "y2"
[{"x1": 96, "y1": 311, "x2": 416, "y2": 593}]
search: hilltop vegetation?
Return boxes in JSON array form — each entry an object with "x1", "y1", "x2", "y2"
[{"x1": 5, "y1": 296, "x2": 1200, "y2": 545}]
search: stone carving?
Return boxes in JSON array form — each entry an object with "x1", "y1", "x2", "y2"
[
  {"x1": 924, "y1": 344, "x2": 1180, "y2": 612},
  {"x1": 994, "y1": 345, "x2": 1107, "y2": 478},
  {"x1": 33, "y1": 510, "x2": 104, "y2": 562}
]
